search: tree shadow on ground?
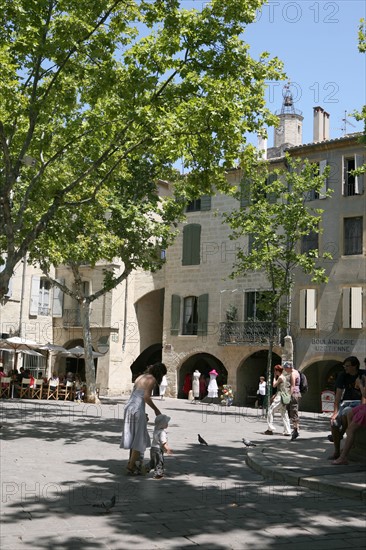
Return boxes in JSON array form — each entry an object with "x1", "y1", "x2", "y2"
[{"x1": 1, "y1": 401, "x2": 364, "y2": 549}]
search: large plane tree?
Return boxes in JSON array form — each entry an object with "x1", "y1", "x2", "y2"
[{"x1": 0, "y1": 0, "x2": 285, "y2": 399}]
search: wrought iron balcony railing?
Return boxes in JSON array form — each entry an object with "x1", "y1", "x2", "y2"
[{"x1": 218, "y1": 321, "x2": 281, "y2": 346}]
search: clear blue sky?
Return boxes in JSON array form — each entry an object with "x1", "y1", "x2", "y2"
[{"x1": 184, "y1": 0, "x2": 366, "y2": 147}]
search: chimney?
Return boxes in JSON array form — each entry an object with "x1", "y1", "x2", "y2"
[
  {"x1": 257, "y1": 135, "x2": 267, "y2": 159},
  {"x1": 313, "y1": 106, "x2": 330, "y2": 142}
]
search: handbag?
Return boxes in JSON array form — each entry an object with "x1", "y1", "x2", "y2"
[{"x1": 280, "y1": 391, "x2": 291, "y2": 405}]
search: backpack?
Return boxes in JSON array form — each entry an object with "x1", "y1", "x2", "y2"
[{"x1": 299, "y1": 371, "x2": 308, "y2": 394}]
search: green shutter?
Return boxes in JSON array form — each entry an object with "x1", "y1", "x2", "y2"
[
  {"x1": 197, "y1": 293, "x2": 208, "y2": 336},
  {"x1": 182, "y1": 224, "x2": 201, "y2": 265},
  {"x1": 171, "y1": 294, "x2": 181, "y2": 335},
  {"x1": 200, "y1": 195, "x2": 212, "y2": 211},
  {"x1": 240, "y1": 178, "x2": 251, "y2": 207},
  {"x1": 266, "y1": 173, "x2": 277, "y2": 204}
]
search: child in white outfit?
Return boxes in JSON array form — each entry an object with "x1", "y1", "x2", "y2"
[{"x1": 149, "y1": 414, "x2": 172, "y2": 479}]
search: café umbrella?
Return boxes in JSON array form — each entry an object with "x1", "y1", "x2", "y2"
[
  {"x1": 38, "y1": 343, "x2": 69, "y2": 378},
  {"x1": 0, "y1": 336, "x2": 41, "y2": 371},
  {"x1": 60, "y1": 346, "x2": 105, "y2": 374}
]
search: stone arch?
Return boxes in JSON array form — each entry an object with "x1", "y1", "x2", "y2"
[
  {"x1": 55, "y1": 338, "x2": 102, "y2": 382},
  {"x1": 177, "y1": 353, "x2": 226, "y2": 400},
  {"x1": 130, "y1": 343, "x2": 163, "y2": 384},
  {"x1": 298, "y1": 357, "x2": 343, "y2": 412},
  {"x1": 236, "y1": 349, "x2": 282, "y2": 406}
]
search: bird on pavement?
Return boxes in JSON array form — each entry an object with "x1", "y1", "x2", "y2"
[
  {"x1": 198, "y1": 434, "x2": 208, "y2": 446},
  {"x1": 242, "y1": 438, "x2": 256, "y2": 447},
  {"x1": 92, "y1": 495, "x2": 116, "y2": 513}
]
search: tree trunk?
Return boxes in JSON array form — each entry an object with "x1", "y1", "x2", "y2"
[{"x1": 81, "y1": 300, "x2": 100, "y2": 404}]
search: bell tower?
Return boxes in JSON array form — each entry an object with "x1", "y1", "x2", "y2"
[{"x1": 274, "y1": 83, "x2": 303, "y2": 148}]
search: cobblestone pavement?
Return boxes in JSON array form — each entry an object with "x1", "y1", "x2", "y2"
[{"x1": 1, "y1": 397, "x2": 365, "y2": 550}]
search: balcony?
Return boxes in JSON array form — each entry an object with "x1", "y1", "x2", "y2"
[
  {"x1": 218, "y1": 321, "x2": 281, "y2": 346},
  {"x1": 63, "y1": 309, "x2": 83, "y2": 327}
]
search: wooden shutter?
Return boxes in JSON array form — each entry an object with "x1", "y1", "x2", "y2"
[
  {"x1": 351, "y1": 287, "x2": 362, "y2": 328},
  {"x1": 197, "y1": 293, "x2": 209, "y2": 336},
  {"x1": 182, "y1": 224, "x2": 201, "y2": 265},
  {"x1": 319, "y1": 160, "x2": 328, "y2": 199},
  {"x1": 240, "y1": 178, "x2": 251, "y2": 207},
  {"x1": 344, "y1": 287, "x2": 363, "y2": 328},
  {"x1": 200, "y1": 195, "x2": 212, "y2": 211},
  {"x1": 171, "y1": 294, "x2": 181, "y2": 335},
  {"x1": 306, "y1": 289, "x2": 317, "y2": 329},
  {"x1": 52, "y1": 278, "x2": 64, "y2": 318},
  {"x1": 300, "y1": 289, "x2": 317, "y2": 329},
  {"x1": 355, "y1": 154, "x2": 364, "y2": 195},
  {"x1": 29, "y1": 276, "x2": 40, "y2": 316}
]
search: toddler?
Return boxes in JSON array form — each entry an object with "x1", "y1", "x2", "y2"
[{"x1": 149, "y1": 414, "x2": 172, "y2": 479}]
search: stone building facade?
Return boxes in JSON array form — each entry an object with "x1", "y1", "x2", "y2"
[{"x1": 1, "y1": 104, "x2": 364, "y2": 411}]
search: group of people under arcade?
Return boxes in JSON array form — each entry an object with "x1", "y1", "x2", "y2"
[{"x1": 120, "y1": 355, "x2": 366, "y2": 478}]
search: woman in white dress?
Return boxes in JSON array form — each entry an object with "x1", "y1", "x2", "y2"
[
  {"x1": 192, "y1": 370, "x2": 201, "y2": 401},
  {"x1": 120, "y1": 363, "x2": 166, "y2": 475},
  {"x1": 207, "y1": 369, "x2": 219, "y2": 398}
]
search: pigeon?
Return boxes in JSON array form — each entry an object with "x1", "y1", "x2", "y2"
[
  {"x1": 198, "y1": 434, "x2": 208, "y2": 446},
  {"x1": 242, "y1": 438, "x2": 256, "y2": 447},
  {"x1": 92, "y1": 495, "x2": 116, "y2": 513}
]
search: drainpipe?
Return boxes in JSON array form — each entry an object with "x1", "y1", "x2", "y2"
[{"x1": 122, "y1": 276, "x2": 128, "y2": 352}]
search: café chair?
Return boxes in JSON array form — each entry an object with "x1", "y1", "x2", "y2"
[
  {"x1": 31, "y1": 379, "x2": 44, "y2": 399},
  {"x1": 44, "y1": 382, "x2": 59, "y2": 400},
  {"x1": 0, "y1": 377, "x2": 12, "y2": 399},
  {"x1": 58, "y1": 380, "x2": 75, "y2": 401},
  {"x1": 19, "y1": 378, "x2": 32, "y2": 399}
]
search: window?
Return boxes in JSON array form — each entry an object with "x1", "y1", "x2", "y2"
[
  {"x1": 30, "y1": 276, "x2": 51, "y2": 316},
  {"x1": 301, "y1": 230, "x2": 319, "y2": 254},
  {"x1": 245, "y1": 291, "x2": 272, "y2": 321},
  {"x1": 240, "y1": 177, "x2": 251, "y2": 208},
  {"x1": 241, "y1": 174, "x2": 277, "y2": 206},
  {"x1": 186, "y1": 195, "x2": 211, "y2": 212},
  {"x1": 299, "y1": 289, "x2": 317, "y2": 329},
  {"x1": 182, "y1": 224, "x2": 201, "y2": 265},
  {"x1": 170, "y1": 293, "x2": 208, "y2": 336},
  {"x1": 265, "y1": 173, "x2": 278, "y2": 204},
  {"x1": 344, "y1": 217, "x2": 363, "y2": 255},
  {"x1": 247, "y1": 234, "x2": 255, "y2": 254},
  {"x1": 74, "y1": 281, "x2": 90, "y2": 323},
  {"x1": 186, "y1": 199, "x2": 201, "y2": 212},
  {"x1": 342, "y1": 287, "x2": 363, "y2": 329},
  {"x1": 306, "y1": 160, "x2": 327, "y2": 201},
  {"x1": 52, "y1": 278, "x2": 64, "y2": 318},
  {"x1": 30, "y1": 277, "x2": 64, "y2": 318},
  {"x1": 343, "y1": 155, "x2": 364, "y2": 196},
  {"x1": 183, "y1": 296, "x2": 198, "y2": 335}
]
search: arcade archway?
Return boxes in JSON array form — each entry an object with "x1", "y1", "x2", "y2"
[
  {"x1": 130, "y1": 343, "x2": 163, "y2": 382},
  {"x1": 178, "y1": 353, "x2": 226, "y2": 400},
  {"x1": 300, "y1": 358, "x2": 343, "y2": 412},
  {"x1": 236, "y1": 349, "x2": 282, "y2": 406}
]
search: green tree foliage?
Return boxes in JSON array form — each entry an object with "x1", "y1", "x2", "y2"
[
  {"x1": 0, "y1": 0, "x2": 284, "y2": 298},
  {"x1": 224, "y1": 152, "x2": 331, "y2": 405},
  {"x1": 0, "y1": 0, "x2": 284, "y2": 398},
  {"x1": 358, "y1": 18, "x2": 366, "y2": 53}
]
